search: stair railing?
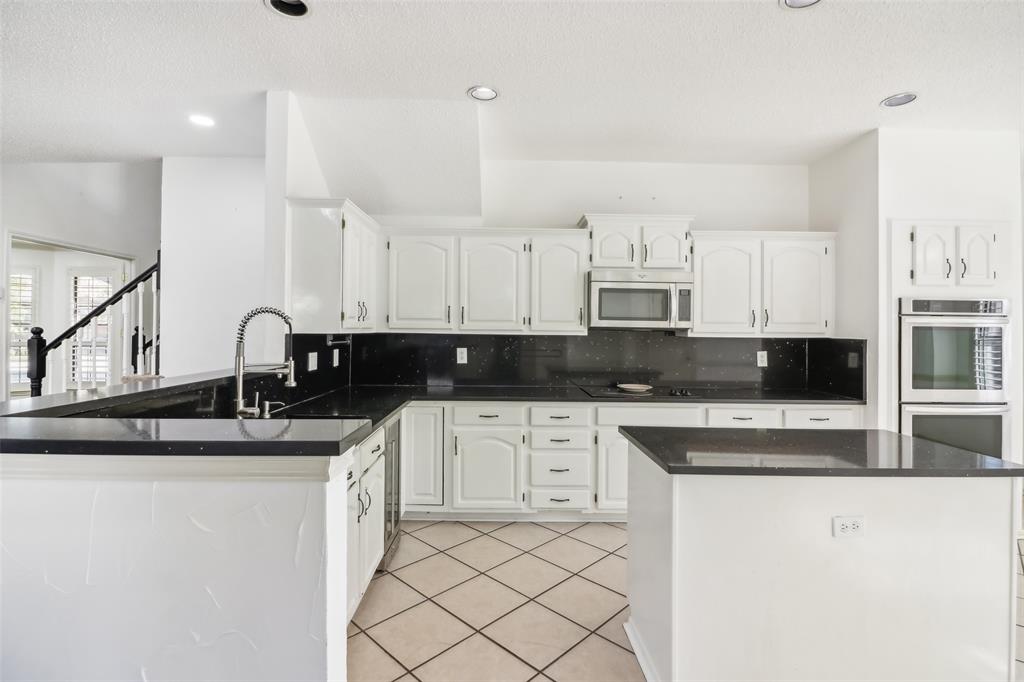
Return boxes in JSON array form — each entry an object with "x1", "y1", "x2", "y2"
[{"x1": 26, "y1": 256, "x2": 160, "y2": 397}]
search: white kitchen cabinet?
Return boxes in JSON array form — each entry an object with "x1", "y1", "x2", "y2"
[
  {"x1": 452, "y1": 428, "x2": 523, "y2": 509},
  {"x1": 346, "y1": 476, "x2": 362, "y2": 620},
  {"x1": 358, "y1": 453, "x2": 386, "y2": 590},
  {"x1": 692, "y1": 238, "x2": 762, "y2": 334},
  {"x1": 287, "y1": 203, "x2": 343, "y2": 333},
  {"x1": 956, "y1": 225, "x2": 997, "y2": 286},
  {"x1": 910, "y1": 223, "x2": 999, "y2": 288},
  {"x1": 342, "y1": 206, "x2": 379, "y2": 331},
  {"x1": 403, "y1": 406, "x2": 444, "y2": 506},
  {"x1": 590, "y1": 223, "x2": 640, "y2": 267},
  {"x1": 596, "y1": 428, "x2": 629, "y2": 510},
  {"x1": 762, "y1": 239, "x2": 833, "y2": 334},
  {"x1": 641, "y1": 224, "x2": 690, "y2": 269},
  {"x1": 388, "y1": 235, "x2": 456, "y2": 329},
  {"x1": 529, "y1": 234, "x2": 588, "y2": 332},
  {"x1": 459, "y1": 237, "x2": 527, "y2": 331}
]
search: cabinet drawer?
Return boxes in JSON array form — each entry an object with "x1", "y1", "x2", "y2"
[
  {"x1": 452, "y1": 405, "x2": 525, "y2": 426},
  {"x1": 529, "y1": 489, "x2": 590, "y2": 510},
  {"x1": 530, "y1": 452, "x2": 590, "y2": 487},
  {"x1": 529, "y1": 430, "x2": 591, "y2": 450},
  {"x1": 707, "y1": 407, "x2": 781, "y2": 428},
  {"x1": 783, "y1": 408, "x2": 858, "y2": 429},
  {"x1": 596, "y1": 406, "x2": 704, "y2": 427},
  {"x1": 359, "y1": 426, "x2": 386, "y2": 473},
  {"x1": 530, "y1": 406, "x2": 590, "y2": 426}
]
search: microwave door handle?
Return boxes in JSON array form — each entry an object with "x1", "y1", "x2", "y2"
[{"x1": 669, "y1": 286, "x2": 678, "y2": 327}]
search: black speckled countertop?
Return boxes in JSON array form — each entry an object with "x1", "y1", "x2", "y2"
[{"x1": 619, "y1": 427, "x2": 1024, "y2": 477}]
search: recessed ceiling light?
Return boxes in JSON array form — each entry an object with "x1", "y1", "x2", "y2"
[
  {"x1": 188, "y1": 114, "x2": 216, "y2": 128},
  {"x1": 467, "y1": 86, "x2": 498, "y2": 102},
  {"x1": 880, "y1": 92, "x2": 918, "y2": 108},
  {"x1": 263, "y1": 0, "x2": 309, "y2": 18},
  {"x1": 779, "y1": 0, "x2": 822, "y2": 8}
]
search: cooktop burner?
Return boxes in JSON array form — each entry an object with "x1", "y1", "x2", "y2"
[{"x1": 578, "y1": 385, "x2": 700, "y2": 399}]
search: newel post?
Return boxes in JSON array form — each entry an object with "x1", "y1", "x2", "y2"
[{"x1": 26, "y1": 327, "x2": 47, "y2": 397}]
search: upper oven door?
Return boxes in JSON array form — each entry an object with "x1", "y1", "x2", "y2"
[
  {"x1": 590, "y1": 281, "x2": 673, "y2": 328},
  {"x1": 900, "y1": 403, "x2": 1010, "y2": 460},
  {"x1": 900, "y1": 315, "x2": 1008, "y2": 403}
]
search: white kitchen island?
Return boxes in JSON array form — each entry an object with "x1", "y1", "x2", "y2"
[{"x1": 621, "y1": 426, "x2": 1024, "y2": 682}]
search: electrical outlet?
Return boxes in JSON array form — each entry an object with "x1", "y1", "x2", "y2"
[
  {"x1": 456, "y1": 347, "x2": 468, "y2": 364},
  {"x1": 756, "y1": 351, "x2": 768, "y2": 367},
  {"x1": 832, "y1": 515, "x2": 865, "y2": 538},
  {"x1": 307, "y1": 352, "x2": 318, "y2": 372},
  {"x1": 332, "y1": 348, "x2": 340, "y2": 367},
  {"x1": 847, "y1": 352, "x2": 860, "y2": 369}
]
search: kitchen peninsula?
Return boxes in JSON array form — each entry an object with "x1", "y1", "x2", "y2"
[{"x1": 621, "y1": 426, "x2": 1024, "y2": 682}]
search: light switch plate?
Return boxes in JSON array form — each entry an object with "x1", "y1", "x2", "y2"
[
  {"x1": 756, "y1": 351, "x2": 768, "y2": 367},
  {"x1": 307, "y1": 352, "x2": 318, "y2": 372},
  {"x1": 456, "y1": 347, "x2": 468, "y2": 364},
  {"x1": 332, "y1": 348, "x2": 340, "y2": 367}
]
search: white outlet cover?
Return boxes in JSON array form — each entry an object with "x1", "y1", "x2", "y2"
[
  {"x1": 756, "y1": 350, "x2": 768, "y2": 367},
  {"x1": 307, "y1": 352, "x2": 318, "y2": 372},
  {"x1": 332, "y1": 348, "x2": 340, "y2": 367},
  {"x1": 456, "y1": 347, "x2": 468, "y2": 364},
  {"x1": 831, "y1": 515, "x2": 865, "y2": 538},
  {"x1": 847, "y1": 352, "x2": 860, "y2": 369}
]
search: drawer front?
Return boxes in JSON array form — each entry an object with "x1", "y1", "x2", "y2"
[
  {"x1": 783, "y1": 408, "x2": 858, "y2": 429},
  {"x1": 529, "y1": 489, "x2": 590, "y2": 510},
  {"x1": 530, "y1": 452, "x2": 590, "y2": 487},
  {"x1": 452, "y1": 405, "x2": 525, "y2": 426},
  {"x1": 359, "y1": 426, "x2": 386, "y2": 473},
  {"x1": 529, "y1": 429, "x2": 591, "y2": 450},
  {"x1": 530, "y1": 406, "x2": 590, "y2": 427},
  {"x1": 596, "y1": 405, "x2": 704, "y2": 427},
  {"x1": 707, "y1": 407, "x2": 782, "y2": 429}
]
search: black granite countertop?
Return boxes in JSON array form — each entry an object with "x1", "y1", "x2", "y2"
[
  {"x1": 619, "y1": 426, "x2": 1024, "y2": 477},
  {"x1": 0, "y1": 416, "x2": 372, "y2": 456}
]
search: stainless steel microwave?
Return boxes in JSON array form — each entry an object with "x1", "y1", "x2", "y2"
[{"x1": 589, "y1": 270, "x2": 693, "y2": 329}]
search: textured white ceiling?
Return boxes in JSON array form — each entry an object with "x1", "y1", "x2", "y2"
[{"x1": 2, "y1": 0, "x2": 1022, "y2": 164}]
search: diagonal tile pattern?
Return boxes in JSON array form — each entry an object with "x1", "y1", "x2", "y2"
[{"x1": 348, "y1": 520, "x2": 638, "y2": 682}]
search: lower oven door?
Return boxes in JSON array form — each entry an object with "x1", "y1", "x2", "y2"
[{"x1": 900, "y1": 403, "x2": 1010, "y2": 460}]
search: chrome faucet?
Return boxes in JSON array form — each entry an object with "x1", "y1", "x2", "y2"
[{"x1": 235, "y1": 307, "x2": 297, "y2": 419}]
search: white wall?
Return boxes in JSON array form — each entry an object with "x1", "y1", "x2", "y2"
[
  {"x1": 481, "y1": 160, "x2": 809, "y2": 229},
  {"x1": 160, "y1": 157, "x2": 267, "y2": 376},
  {"x1": 809, "y1": 131, "x2": 880, "y2": 426}
]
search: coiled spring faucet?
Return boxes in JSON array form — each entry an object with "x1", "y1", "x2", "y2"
[{"x1": 235, "y1": 306, "x2": 297, "y2": 418}]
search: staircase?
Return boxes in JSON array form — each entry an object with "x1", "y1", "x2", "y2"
[{"x1": 25, "y1": 255, "x2": 160, "y2": 397}]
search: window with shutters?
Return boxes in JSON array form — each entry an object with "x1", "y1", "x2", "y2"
[
  {"x1": 67, "y1": 271, "x2": 114, "y2": 386},
  {"x1": 7, "y1": 269, "x2": 36, "y2": 394}
]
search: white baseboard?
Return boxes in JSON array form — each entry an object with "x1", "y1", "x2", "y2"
[{"x1": 624, "y1": 618, "x2": 656, "y2": 682}]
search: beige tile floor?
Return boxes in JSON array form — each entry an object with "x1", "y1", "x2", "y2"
[{"x1": 348, "y1": 520, "x2": 642, "y2": 682}]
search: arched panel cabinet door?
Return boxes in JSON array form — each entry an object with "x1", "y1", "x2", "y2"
[
  {"x1": 459, "y1": 237, "x2": 527, "y2": 331},
  {"x1": 957, "y1": 225, "x2": 997, "y2": 287},
  {"x1": 591, "y1": 223, "x2": 640, "y2": 267},
  {"x1": 388, "y1": 235, "x2": 456, "y2": 329},
  {"x1": 911, "y1": 224, "x2": 957, "y2": 287},
  {"x1": 452, "y1": 428, "x2": 524, "y2": 509},
  {"x1": 692, "y1": 238, "x2": 762, "y2": 334},
  {"x1": 530, "y1": 234, "x2": 588, "y2": 332},
  {"x1": 641, "y1": 225, "x2": 691, "y2": 270},
  {"x1": 762, "y1": 239, "x2": 834, "y2": 335}
]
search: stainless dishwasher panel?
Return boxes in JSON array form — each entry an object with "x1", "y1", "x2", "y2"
[{"x1": 379, "y1": 417, "x2": 401, "y2": 570}]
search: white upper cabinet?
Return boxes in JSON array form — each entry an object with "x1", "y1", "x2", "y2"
[
  {"x1": 693, "y1": 238, "x2": 762, "y2": 334},
  {"x1": 581, "y1": 215, "x2": 693, "y2": 271},
  {"x1": 910, "y1": 223, "x2": 999, "y2": 288},
  {"x1": 342, "y1": 209, "x2": 378, "y2": 330},
  {"x1": 641, "y1": 224, "x2": 690, "y2": 269},
  {"x1": 956, "y1": 225, "x2": 997, "y2": 287},
  {"x1": 459, "y1": 237, "x2": 527, "y2": 331},
  {"x1": 762, "y1": 239, "x2": 833, "y2": 335},
  {"x1": 530, "y1": 234, "x2": 588, "y2": 332},
  {"x1": 388, "y1": 235, "x2": 456, "y2": 329},
  {"x1": 287, "y1": 203, "x2": 343, "y2": 333},
  {"x1": 911, "y1": 224, "x2": 957, "y2": 287},
  {"x1": 452, "y1": 428, "x2": 523, "y2": 509},
  {"x1": 590, "y1": 223, "x2": 640, "y2": 267}
]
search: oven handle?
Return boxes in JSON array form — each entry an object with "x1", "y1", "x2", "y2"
[
  {"x1": 903, "y1": 404, "x2": 1009, "y2": 415},
  {"x1": 901, "y1": 315, "x2": 1010, "y2": 326}
]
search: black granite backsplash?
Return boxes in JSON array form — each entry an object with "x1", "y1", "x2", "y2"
[
  {"x1": 807, "y1": 338, "x2": 867, "y2": 400},
  {"x1": 347, "y1": 331, "x2": 866, "y2": 399}
]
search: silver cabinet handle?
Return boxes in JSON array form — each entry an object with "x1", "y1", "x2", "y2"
[
  {"x1": 365, "y1": 488, "x2": 372, "y2": 512},
  {"x1": 579, "y1": 307, "x2": 583, "y2": 326},
  {"x1": 356, "y1": 493, "x2": 364, "y2": 522},
  {"x1": 549, "y1": 415, "x2": 571, "y2": 420},
  {"x1": 461, "y1": 305, "x2": 465, "y2": 324},
  {"x1": 550, "y1": 438, "x2": 571, "y2": 442},
  {"x1": 550, "y1": 497, "x2": 570, "y2": 503},
  {"x1": 764, "y1": 309, "x2": 769, "y2": 327},
  {"x1": 447, "y1": 305, "x2": 451, "y2": 323},
  {"x1": 945, "y1": 258, "x2": 952, "y2": 278},
  {"x1": 961, "y1": 258, "x2": 967, "y2": 278},
  {"x1": 732, "y1": 416, "x2": 753, "y2": 421},
  {"x1": 479, "y1": 414, "x2": 500, "y2": 418},
  {"x1": 809, "y1": 417, "x2": 830, "y2": 422},
  {"x1": 454, "y1": 435, "x2": 459, "y2": 456},
  {"x1": 750, "y1": 310, "x2": 756, "y2": 328},
  {"x1": 549, "y1": 468, "x2": 570, "y2": 472},
  {"x1": 372, "y1": 444, "x2": 382, "y2": 454},
  {"x1": 643, "y1": 243, "x2": 649, "y2": 263},
  {"x1": 629, "y1": 244, "x2": 635, "y2": 262}
]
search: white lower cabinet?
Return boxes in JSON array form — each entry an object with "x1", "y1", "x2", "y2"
[
  {"x1": 596, "y1": 428, "x2": 630, "y2": 510},
  {"x1": 358, "y1": 454, "x2": 386, "y2": 590},
  {"x1": 529, "y1": 489, "x2": 590, "y2": 510},
  {"x1": 346, "y1": 475, "x2": 362, "y2": 620},
  {"x1": 453, "y1": 428, "x2": 524, "y2": 509},
  {"x1": 402, "y1": 406, "x2": 444, "y2": 506}
]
